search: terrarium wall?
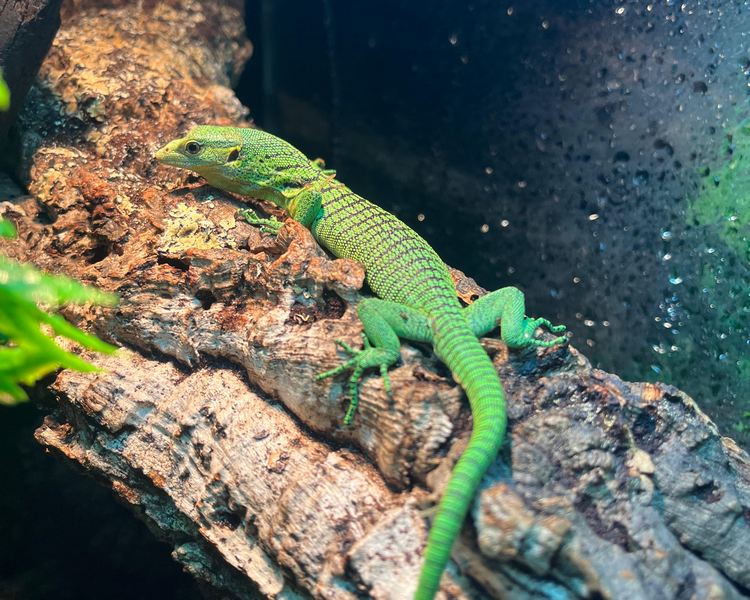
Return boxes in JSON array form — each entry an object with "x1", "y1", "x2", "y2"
[{"x1": 238, "y1": 0, "x2": 750, "y2": 445}]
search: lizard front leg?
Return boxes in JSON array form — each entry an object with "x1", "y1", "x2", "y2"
[
  {"x1": 237, "y1": 208, "x2": 283, "y2": 234},
  {"x1": 316, "y1": 298, "x2": 432, "y2": 424},
  {"x1": 238, "y1": 186, "x2": 324, "y2": 233},
  {"x1": 465, "y1": 286, "x2": 567, "y2": 348}
]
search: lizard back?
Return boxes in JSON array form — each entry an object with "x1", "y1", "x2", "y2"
[{"x1": 313, "y1": 180, "x2": 459, "y2": 313}]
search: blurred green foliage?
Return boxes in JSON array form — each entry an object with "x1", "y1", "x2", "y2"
[
  {"x1": 0, "y1": 219, "x2": 118, "y2": 403},
  {"x1": 689, "y1": 119, "x2": 750, "y2": 262},
  {"x1": 0, "y1": 69, "x2": 9, "y2": 111}
]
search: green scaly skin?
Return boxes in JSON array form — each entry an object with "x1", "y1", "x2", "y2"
[{"x1": 155, "y1": 125, "x2": 567, "y2": 600}]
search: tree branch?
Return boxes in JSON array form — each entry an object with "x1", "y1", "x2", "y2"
[{"x1": 1, "y1": 2, "x2": 747, "y2": 598}]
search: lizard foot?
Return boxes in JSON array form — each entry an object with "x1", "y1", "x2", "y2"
[
  {"x1": 315, "y1": 333, "x2": 394, "y2": 425},
  {"x1": 523, "y1": 316, "x2": 568, "y2": 347},
  {"x1": 237, "y1": 208, "x2": 283, "y2": 234}
]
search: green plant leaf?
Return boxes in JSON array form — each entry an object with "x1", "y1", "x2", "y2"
[
  {"x1": 0, "y1": 256, "x2": 118, "y2": 307},
  {"x1": 0, "y1": 246, "x2": 119, "y2": 403},
  {"x1": 0, "y1": 219, "x2": 15, "y2": 237},
  {"x1": 0, "y1": 69, "x2": 10, "y2": 112}
]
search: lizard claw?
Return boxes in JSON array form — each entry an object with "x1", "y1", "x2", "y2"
[{"x1": 333, "y1": 338, "x2": 359, "y2": 356}]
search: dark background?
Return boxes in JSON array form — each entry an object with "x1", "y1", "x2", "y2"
[
  {"x1": 3, "y1": 0, "x2": 747, "y2": 598},
  {"x1": 238, "y1": 0, "x2": 748, "y2": 443}
]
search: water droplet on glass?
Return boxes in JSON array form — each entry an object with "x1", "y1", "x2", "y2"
[
  {"x1": 692, "y1": 81, "x2": 708, "y2": 94},
  {"x1": 606, "y1": 80, "x2": 621, "y2": 92},
  {"x1": 484, "y1": 166, "x2": 494, "y2": 175},
  {"x1": 500, "y1": 219, "x2": 510, "y2": 227},
  {"x1": 661, "y1": 230, "x2": 673, "y2": 241},
  {"x1": 633, "y1": 170, "x2": 649, "y2": 187},
  {"x1": 615, "y1": 6, "x2": 626, "y2": 15},
  {"x1": 589, "y1": 213, "x2": 599, "y2": 221},
  {"x1": 480, "y1": 223, "x2": 489, "y2": 233},
  {"x1": 448, "y1": 33, "x2": 458, "y2": 45},
  {"x1": 541, "y1": 19, "x2": 550, "y2": 30},
  {"x1": 669, "y1": 276, "x2": 683, "y2": 285},
  {"x1": 507, "y1": 6, "x2": 514, "y2": 16},
  {"x1": 417, "y1": 213, "x2": 425, "y2": 222},
  {"x1": 613, "y1": 150, "x2": 630, "y2": 162},
  {"x1": 517, "y1": 180, "x2": 527, "y2": 189}
]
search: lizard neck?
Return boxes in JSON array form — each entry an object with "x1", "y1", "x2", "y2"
[
  {"x1": 199, "y1": 160, "x2": 324, "y2": 212},
  {"x1": 252, "y1": 186, "x2": 292, "y2": 209}
]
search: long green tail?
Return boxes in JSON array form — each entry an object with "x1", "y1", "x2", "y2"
[{"x1": 415, "y1": 311, "x2": 507, "y2": 600}]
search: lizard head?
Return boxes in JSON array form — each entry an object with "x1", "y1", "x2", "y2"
[
  {"x1": 155, "y1": 125, "x2": 244, "y2": 176},
  {"x1": 155, "y1": 125, "x2": 321, "y2": 203}
]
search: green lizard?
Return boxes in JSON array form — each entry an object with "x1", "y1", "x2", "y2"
[{"x1": 155, "y1": 125, "x2": 567, "y2": 599}]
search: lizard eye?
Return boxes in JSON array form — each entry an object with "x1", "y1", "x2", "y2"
[{"x1": 184, "y1": 141, "x2": 202, "y2": 155}]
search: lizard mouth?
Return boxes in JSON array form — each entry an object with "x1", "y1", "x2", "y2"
[
  {"x1": 154, "y1": 146, "x2": 168, "y2": 161},
  {"x1": 154, "y1": 141, "x2": 181, "y2": 165}
]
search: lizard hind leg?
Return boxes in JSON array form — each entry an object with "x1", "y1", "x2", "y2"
[
  {"x1": 311, "y1": 157, "x2": 337, "y2": 177},
  {"x1": 465, "y1": 286, "x2": 568, "y2": 349},
  {"x1": 315, "y1": 298, "x2": 432, "y2": 425}
]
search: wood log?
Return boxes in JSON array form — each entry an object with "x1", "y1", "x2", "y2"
[{"x1": 1, "y1": 1, "x2": 748, "y2": 598}]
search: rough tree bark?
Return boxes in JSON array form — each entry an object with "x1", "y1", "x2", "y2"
[{"x1": 0, "y1": 1, "x2": 748, "y2": 599}]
